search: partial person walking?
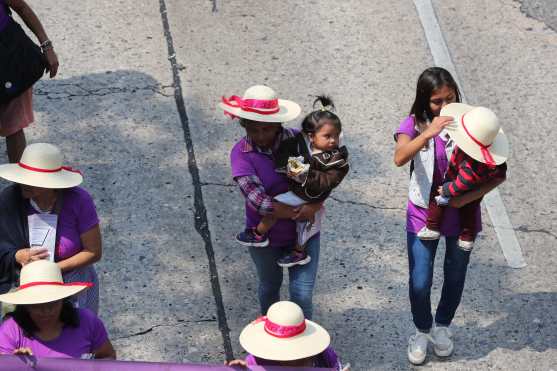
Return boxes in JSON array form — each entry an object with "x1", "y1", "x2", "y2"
[
  {"x1": 393, "y1": 67, "x2": 506, "y2": 365},
  {"x1": 226, "y1": 301, "x2": 344, "y2": 370},
  {"x1": 221, "y1": 85, "x2": 323, "y2": 319},
  {"x1": 0, "y1": 0, "x2": 59, "y2": 162},
  {"x1": 0, "y1": 143, "x2": 102, "y2": 313}
]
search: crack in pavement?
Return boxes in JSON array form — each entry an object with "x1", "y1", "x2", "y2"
[
  {"x1": 330, "y1": 196, "x2": 404, "y2": 211},
  {"x1": 34, "y1": 84, "x2": 174, "y2": 99},
  {"x1": 114, "y1": 318, "x2": 217, "y2": 340}
]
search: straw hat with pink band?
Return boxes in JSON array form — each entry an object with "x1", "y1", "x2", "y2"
[
  {"x1": 0, "y1": 143, "x2": 82, "y2": 188},
  {"x1": 0, "y1": 260, "x2": 92, "y2": 305},
  {"x1": 239, "y1": 301, "x2": 331, "y2": 361},
  {"x1": 441, "y1": 103, "x2": 509, "y2": 166},
  {"x1": 219, "y1": 85, "x2": 301, "y2": 123}
]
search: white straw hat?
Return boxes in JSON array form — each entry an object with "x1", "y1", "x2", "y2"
[
  {"x1": 0, "y1": 260, "x2": 91, "y2": 305},
  {"x1": 219, "y1": 85, "x2": 301, "y2": 123},
  {"x1": 441, "y1": 103, "x2": 509, "y2": 165},
  {"x1": 239, "y1": 301, "x2": 331, "y2": 361},
  {"x1": 0, "y1": 143, "x2": 83, "y2": 188}
]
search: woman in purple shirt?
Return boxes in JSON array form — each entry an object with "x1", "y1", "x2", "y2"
[
  {"x1": 0, "y1": 260, "x2": 115, "y2": 359},
  {"x1": 221, "y1": 85, "x2": 323, "y2": 319},
  {"x1": 394, "y1": 67, "x2": 505, "y2": 365},
  {"x1": 0, "y1": 143, "x2": 102, "y2": 313}
]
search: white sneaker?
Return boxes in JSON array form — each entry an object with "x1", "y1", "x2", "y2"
[
  {"x1": 457, "y1": 239, "x2": 474, "y2": 251},
  {"x1": 417, "y1": 226, "x2": 441, "y2": 240},
  {"x1": 431, "y1": 325, "x2": 454, "y2": 357},
  {"x1": 407, "y1": 330, "x2": 429, "y2": 365}
]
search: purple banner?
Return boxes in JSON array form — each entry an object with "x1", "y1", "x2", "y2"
[{"x1": 0, "y1": 355, "x2": 333, "y2": 370}]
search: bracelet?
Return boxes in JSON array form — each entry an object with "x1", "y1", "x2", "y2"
[{"x1": 40, "y1": 39, "x2": 53, "y2": 52}]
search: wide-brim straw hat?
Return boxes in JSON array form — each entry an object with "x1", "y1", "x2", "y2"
[
  {"x1": 239, "y1": 301, "x2": 331, "y2": 361},
  {"x1": 219, "y1": 85, "x2": 301, "y2": 123},
  {"x1": 0, "y1": 143, "x2": 83, "y2": 188},
  {"x1": 441, "y1": 103, "x2": 509, "y2": 165},
  {"x1": 0, "y1": 260, "x2": 92, "y2": 305}
]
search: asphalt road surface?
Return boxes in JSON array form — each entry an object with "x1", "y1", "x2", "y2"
[{"x1": 1, "y1": 1, "x2": 555, "y2": 369}]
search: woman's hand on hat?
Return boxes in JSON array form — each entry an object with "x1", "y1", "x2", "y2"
[
  {"x1": 15, "y1": 248, "x2": 49, "y2": 266},
  {"x1": 13, "y1": 347, "x2": 34, "y2": 356},
  {"x1": 423, "y1": 116, "x2": 453, "y2": 139},
  {"x1": 225, "y1": 359, "x2": 247, "y2": 367}
]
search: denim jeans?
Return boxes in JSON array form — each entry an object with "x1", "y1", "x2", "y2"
[
  {"x1": 249, "y1": 234, "x2": 320, "y2": 319},
  {"x1": 407, "y1": 232, "x2": 471, "y2": 331}
]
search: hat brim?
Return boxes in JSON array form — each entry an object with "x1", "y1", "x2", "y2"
[
  {"x1": 219, "y1": 99, "x2": 301, "y2": 123},
  {"x1": 441, "y1": 103, "x2": 509, "y2": 165},
  {"x1": 239, "y1": 319, "x2": 331, "y2": 361},
  {"x1": 0, "y1": 284, "x2": 89, "y2": 305},
  {"x1": 0, "y1": 164, "x2": 83, "y2": 189}
]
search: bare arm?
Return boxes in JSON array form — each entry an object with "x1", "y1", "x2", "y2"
[
  {"x1": 6, "y1": 0, "x2": 59, "y2": 77},
  {"x1": 394, "y1": 116, "x2": 453, "y2": 167},
  {"x1": 449, "y1": 176, "x2": 506, "y2": 208},
  {"x1": 93, "y1": 340, "x2": 116, "y2": 359},
  {"x1": 57, "y1": 225, "x2": 102, "y2": 273}
]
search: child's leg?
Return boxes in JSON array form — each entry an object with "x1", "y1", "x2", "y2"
[
  {"x1": 6, "y1": 129, "x2": 26, "y2": 163},
  {"x1": 426, "y1": 197, "x2": 445, "y2": 232},
  {"x1": 458, "y1": 198, "x2": 482, "y2": 245},
  {"x1": 256, "y1": 215, "x2": 277, "y2": 236}
]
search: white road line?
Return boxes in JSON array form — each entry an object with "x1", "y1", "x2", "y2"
[{"x1": 413, "y1": 0, "x2": 527, "y2": 268}]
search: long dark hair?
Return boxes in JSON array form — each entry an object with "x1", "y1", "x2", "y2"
[
  {"x1": 301, "y1": 95, "x2": 342, "y2": 135},
  {"x1": 410, "y1": 67, "x2": 461, "y2": 130},
  {"x1": 5, "y1": 300, "x2": 80, "y2": 337}
]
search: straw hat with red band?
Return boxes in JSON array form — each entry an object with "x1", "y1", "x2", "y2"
[
  {"x1": 239, "y1": 301, "x2": 330, "y2": 361},
  {"x1": 441, "y1": 103, "x2": 509, "y2": 166},
  {"x1": 0, "y1": 260, "x2": 92, "y2": 305},
  {"x1": 0, "y1": 143, "x2": 83, "y2": 189},
  {"x1": 219, "y1": 85, "x2": 301, "y2": 123}
]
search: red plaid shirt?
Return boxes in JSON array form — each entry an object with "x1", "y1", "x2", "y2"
[{"x1": 442, "y1": 146, "x2": 507, "y2": 197}]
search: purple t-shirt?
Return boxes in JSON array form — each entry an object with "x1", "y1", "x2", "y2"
[
  {"x1": 396, "y1": 116, "x2": 482, "y2": 236},
  {"x1": 230, "y1": 137, "x2": 296, "y2": 248},
  {"x1": 0, "y1": 308, "x2": 108, "y2": 358},
  {"x1": 27, "y1": 187, "x2": 100, "y2": 260}
]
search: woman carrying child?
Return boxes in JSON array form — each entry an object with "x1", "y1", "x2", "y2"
[
  {"x1": 394, "y1": 67, "x2": 506, "y2": 365},
  {"x1": 236, "y1": 95, "x2": 349, "y2": 268},
  {"x1": 221, "y1": 85, "x2": 324, "y2": 319}
]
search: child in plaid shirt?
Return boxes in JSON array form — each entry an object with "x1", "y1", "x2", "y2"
[{"x1": 418, "y1": 105, "x2": 508, "y2": 249}]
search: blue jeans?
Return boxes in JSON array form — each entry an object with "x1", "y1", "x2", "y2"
[
  {"x1": 249, "y1": 234, "x2": 320, "y2": 319},
  {"x1": 407, "y1": 232, "x2": 471, "y2": 331}
]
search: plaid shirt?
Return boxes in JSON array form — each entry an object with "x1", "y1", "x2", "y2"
[
  {"x1": 442, "y1": 146, "x2": 507, "y2": 197},
  {"x1": 234, "y1": 128, "x2": 296, "y2": 215}
]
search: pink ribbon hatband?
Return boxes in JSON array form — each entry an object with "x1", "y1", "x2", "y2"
[
  {"x1": 253, "y1": 316, "x2": 306, "y2": 338},
  {"x1": 221, "y1": 95, "x2": 280, "y2": 119}
]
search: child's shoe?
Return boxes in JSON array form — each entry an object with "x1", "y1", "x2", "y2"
[
  {"x1": 236, "y1": 228, "x2": 269, "y2": 247},
  {"x1": 277, "y1": 250, "x2": 311, "y2": 268},
  {"x1": 457, "y1": 239, "x2": 474, "y2": 251},
  {"x1": 417, "y1": 226, "x2": 441, "y2": 240}
]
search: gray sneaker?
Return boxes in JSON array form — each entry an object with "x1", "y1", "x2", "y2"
[
  {"x1": 408, "y1": 330, "x2": 430, "y2": 365},
  {"x1": 431, "y1": 325, "x2": 454, "y2": 357}
]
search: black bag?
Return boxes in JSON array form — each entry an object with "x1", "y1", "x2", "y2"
[{"x1": 0, "y1": 12, "x2": 47, "y2": 104}]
